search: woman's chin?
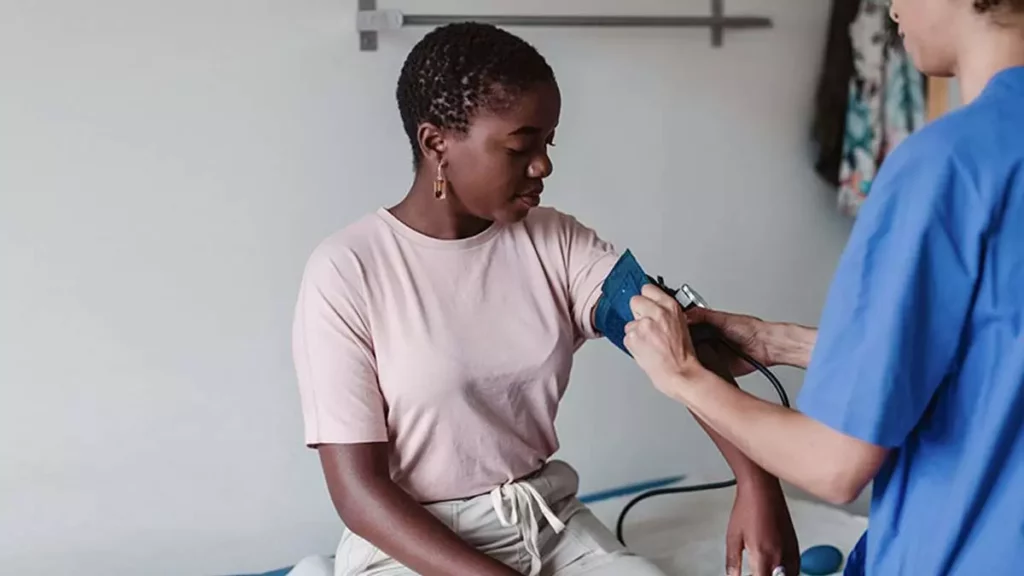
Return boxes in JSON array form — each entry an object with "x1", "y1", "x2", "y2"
[{"x1": 494, "y1": 204, "x2": 533, "y2": 224}]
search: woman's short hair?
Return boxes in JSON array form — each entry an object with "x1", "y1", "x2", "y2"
[{"x1": 395, "y1": 22, "x2": 556, "y2": 168}]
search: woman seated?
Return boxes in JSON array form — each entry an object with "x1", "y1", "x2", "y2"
[{"x1": 292, "y1": 22, "x2": 798, "y2": 576}]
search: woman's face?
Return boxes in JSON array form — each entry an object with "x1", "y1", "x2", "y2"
[
  {"x1": 439, "y1": 82, "x2": 561, "y2": 224},
  {"x1": 890, "y1": 0, "x2": 963, "y2": 76}
]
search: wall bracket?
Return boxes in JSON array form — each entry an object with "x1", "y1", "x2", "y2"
[{"x1": 357, "y1": 0, "x2": 772, "y2": 52}]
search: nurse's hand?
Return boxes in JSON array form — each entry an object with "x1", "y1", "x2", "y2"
[
  {"x1": 685, "y1": 307, "x2": 772, "y2": 377},
  {"x1": 625, "y1": 284, "x2": 705, "y2": 389},
  {"x1": 688, "y1": 307, "x2": 817, "y2": 372}
]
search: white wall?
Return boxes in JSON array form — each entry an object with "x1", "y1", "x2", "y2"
[{"x1": 0, "y1": 1, "x2": 852, "y2": 574}]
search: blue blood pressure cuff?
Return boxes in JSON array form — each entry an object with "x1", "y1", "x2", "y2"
[{"x1": 594, "y1": 250, "x2": 653, "y2": 355}]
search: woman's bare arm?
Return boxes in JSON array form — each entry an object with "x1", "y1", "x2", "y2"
[{"x1": 318, "y1": 443, "x2": 521, "y2": 576}]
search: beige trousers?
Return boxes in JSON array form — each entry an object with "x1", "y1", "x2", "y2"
[{"x1": 334, "y1": 460, "x2": 666, "y2": 576}]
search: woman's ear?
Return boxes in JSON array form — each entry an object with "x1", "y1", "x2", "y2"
[{"x1": 417, "y1": 123, "x2": 447, "y2": 165}]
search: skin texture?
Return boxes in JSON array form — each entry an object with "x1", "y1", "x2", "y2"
[
  {"x1": 323, "y1": 81, "x2": 799, "y2": 576},
  {"x1": 889, "y1": 0, "x2": 1024, "y2": 101},
  {"x1": 686, "y1": 308, "x2": 816, "y2": 374},
  {"x1": 888, "y1": 0, "x2": 965, "y2": 77}
]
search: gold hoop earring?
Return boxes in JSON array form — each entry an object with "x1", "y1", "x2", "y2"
[{"x1": 433, "y1": 160, "x2": 447, "y2": 200}]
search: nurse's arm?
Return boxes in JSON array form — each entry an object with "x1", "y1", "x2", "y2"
[
  {"x1": 690, "y1": 341, "x2": 791, "y2": 487},
  {"x1": 589, "y1": 306, "x2": 783, "y2": 487},
  {"x1": 661, "y1": 368, "x2": 888, "y2": 505},
  {"x1": 764, "y1": 322, "x2": 817, "y2": 370}
]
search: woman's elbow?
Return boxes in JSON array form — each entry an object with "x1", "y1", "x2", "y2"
[
  {"x1": 330, "y1": 486, "x2": 362, "y2": 522},
  {"x1": 317, "y1": 443, "x2": 391, "y2": 533},
  {"x1": 329, "y1": 481, "x2": 396, "y2": 541}
]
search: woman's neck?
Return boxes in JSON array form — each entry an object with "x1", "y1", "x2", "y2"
[
  {"x1": 388, "y1": 175, "x2": 493, "y2": 240},
  {"x1": 954, "y1": 19, "x2": 1024, "y2": 104}
]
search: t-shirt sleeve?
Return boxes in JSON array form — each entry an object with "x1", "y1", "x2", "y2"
[
  {"x1": 797, "y1": 142, "x2": 981, "y2": 448},
  {"x1": 292, "y1": 246, "x2": 388, "y2": 447},
  {"x1": 561, "y1": 212, "x2": 619, "y2": 342}
]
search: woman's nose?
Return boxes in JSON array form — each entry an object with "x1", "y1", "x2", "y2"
[{"x1": 528, "y1": 153, "x2": 553, "y2": 179}]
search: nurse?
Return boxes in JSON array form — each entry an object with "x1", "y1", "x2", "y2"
[{"x1": 623, "y1": 1, "x2": 1024, "y2": 574}]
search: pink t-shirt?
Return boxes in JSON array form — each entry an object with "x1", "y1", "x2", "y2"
[{"x1": 292, "y1": 206, "x2": 618, "y2": 503}]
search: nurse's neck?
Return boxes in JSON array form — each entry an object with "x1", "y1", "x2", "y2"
[{"x1": 952, "y1": 14, "x2": 1024, "y2": 105}]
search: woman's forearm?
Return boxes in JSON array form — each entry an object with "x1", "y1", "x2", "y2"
[
  {"x1": 765, "y1": 322, "x2": 817, "y2": 369},
  {"x1": 693, "y1": 341, "x2": 782, "y2": 483},
  {"x1": 340, "y1": 479, "x2": 520, "y2": 576},
  {"x1": 320, "y1": 444, "x2": 519, "y2": 576}
]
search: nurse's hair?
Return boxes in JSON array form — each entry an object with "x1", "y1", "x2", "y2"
[{"x1": 396, "y1": 22, "x2": 556, "y2": 169}]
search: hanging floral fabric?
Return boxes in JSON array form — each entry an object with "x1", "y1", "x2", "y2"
[{"x1": 837, "y1": 0, "x2": 926, "y2": 217}]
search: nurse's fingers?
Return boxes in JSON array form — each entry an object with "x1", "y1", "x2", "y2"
[
  {"x1": 629, "y1": 294, "x2": 667, "y2": 322},
  {"x1": 640, "y1": 283, "x2": 681, "y2": 310}
]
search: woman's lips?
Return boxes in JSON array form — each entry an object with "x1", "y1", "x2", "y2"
[
  {"x1": 517, "y1": 187, "x2": 542, "y2": 207},
  {"x1": 518, "y1": 193, "x2": 541, "y2": 207}
]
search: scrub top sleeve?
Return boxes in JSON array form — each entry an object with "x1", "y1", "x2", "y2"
[{"x1": 797, "y1": 144, "x2": 981, "y2": 448}]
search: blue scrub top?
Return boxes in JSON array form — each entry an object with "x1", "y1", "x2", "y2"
[{"x1": 798, "y1": 66, "x2": 1024, "y2": 574}]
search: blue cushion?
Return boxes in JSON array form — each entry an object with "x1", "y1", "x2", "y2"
[{"x1": 800, "y1": 544, "x2": 844, "y2": 575}]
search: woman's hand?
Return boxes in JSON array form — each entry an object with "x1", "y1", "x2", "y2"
[
  {"x1": 625, "y1": 284, "x2": 704, "y2": 390},
  {"x1": 686, "y1": 307, "x2": 773, "y2": 377},
  {"x1": 726, "y1": 476, "x2": 801, "y2": 576}
]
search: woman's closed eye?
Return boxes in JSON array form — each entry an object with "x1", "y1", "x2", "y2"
[{"x1": 506, "y1": 138, "x2": 555, "y2": 156}]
